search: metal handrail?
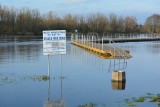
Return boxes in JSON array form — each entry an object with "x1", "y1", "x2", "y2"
[{"x1": 105, "y1": 37, "x2": 130, "y2": 58}]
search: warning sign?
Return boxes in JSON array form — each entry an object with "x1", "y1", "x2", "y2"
[{"x1": 43, "y1": 30, "x2": 66, "y2": 55}]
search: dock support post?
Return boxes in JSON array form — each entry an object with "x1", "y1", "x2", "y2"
[
  {"x1": 71, "y1": 35, "x2": 72, "y2": 42},
  {"x1": 92, "y1": 36, "x2": 93, "y2": 48},
  {"x1": 109, "y1": 39, "x2": 111, "y2": 54},
  {"x1": 102, "y1": 37, "x2": 104, "y2": 50},
  {"x1": 84, "y1": 35, "x2": 85, "y2": 45},
  {"x1": 111, "y1": 70, "x2": 126, "y2": 90},
  {"x1": 87, "y1": 35, "x2": 88, "y2": 46},
  {"x1": 82, "y1": 35, "x2": 83, "y2": 44},
  {"x1": 112, "y1": 71, "x2": 126, "y2": 82},
  {"x1": 88, "y1": 36, "x2": 91, "y2": 46},
  {"x1": 48, "y1": 55, "x2": 50, "y2": 78}
]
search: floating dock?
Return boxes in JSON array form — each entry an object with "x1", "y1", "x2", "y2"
[{"x1": 71, "y1": 39, "x2": 132, "y2": 59}]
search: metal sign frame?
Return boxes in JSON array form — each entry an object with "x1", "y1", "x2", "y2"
[{"x1": 43, "y1": 30, "x2": 66, "y2": 55}]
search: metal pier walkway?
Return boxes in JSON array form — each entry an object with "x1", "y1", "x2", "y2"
[
  {"x1": 71, "y1": 35, "x2": 132, "y2": 59},
  {"x1": 101, "y1": 34, "x2": 160, "y2": 43}
]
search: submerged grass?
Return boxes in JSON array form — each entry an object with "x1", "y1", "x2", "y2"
[
  {"x1": 132, "y1": 97, "x2": 145, "y2": 102},
  {"x1": 77, "y1": 103, "x2": 97, "y2": 107},
  {"x1": 0, "y1": 74, "x2": 51, "y2": 85},
  {"x1": 149, "y1": 94, "x2": 160, "y2": 102},
  {"x1": 124, "y1": 99, "x2": 136, "y2": 106},
  {"x1": 31, "y1": 75, "x2": 49, "y2": 81},
  {"x1": 124, "y1": 92, "x2": 160, "y2": 106}
]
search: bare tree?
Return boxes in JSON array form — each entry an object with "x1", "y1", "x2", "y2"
[
  {"x1": 124, "y1": 16, "x2": 138, "y2": 33},
  {"x1": 144, "y1": 14, "x2": 160, "y2": 33},
  {"x1": 109, "y1": 13, "x2": 119, "y2": 33},
  {"x1": 0, "y1": 4, "x2": 146, "y2": 36},
  {"x1": 63, "y1": 14, "x2": 78, "y2": 32}
]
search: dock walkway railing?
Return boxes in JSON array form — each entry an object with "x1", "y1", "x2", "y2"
[
  {"x1": 105, "y1": 33, "x2": 160, "y2": 39},
  {"x1": 103, "y1": 33, "x2": 160, "y2": 42}
]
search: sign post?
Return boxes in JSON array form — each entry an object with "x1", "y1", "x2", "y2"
[
  {"x1": 48, "y1": 55, "x2": 50, "y2": 77},
  {"x1": 43, "y1": 30, "x2": 66, "y2": 78}
]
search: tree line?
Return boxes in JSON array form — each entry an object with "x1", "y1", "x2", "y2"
[{"x1": 0, "y1": 5, "x2": 160, "y2": 36}]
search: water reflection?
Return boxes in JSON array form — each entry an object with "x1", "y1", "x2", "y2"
[
  {"x1": 44, "y1": 58, "x2": 66, "y2": 107},
  {"x1": 146, "y1": 42, "x2": 160, "y2": 54},
  {"x1": 0, "y1": 36, "x2": 42, "y2": 43},
  {"x1": 71, "y1": 44, "x2": 128, "y2": 72},
  {"x1": 1, "y1": 36, "x2": 160, "y2": 107},
  {"x1": 71, "y1": 44, "x2": 104, "y2": 71},
  {"x1": 112, "y1": 81, "x2": 126, "y2": 90},
  {"x1": 110, "y1": 58, "x2": 127, "y2": 90},
  {"x1": 108, "y1": 59, "x2": 127, "y2": 72},
  {"x1": 0, "y1": 37, "x2": 42, "y2": 64},
  {"x1": 116, "y1": 41, "x2": 160, "y2": 54},
  {"x1": 44, "y1": 77, "x2": 66, "y2": 107},
  {"x1": 71, "y1": 44, "x2": 128, "y2": 90}
]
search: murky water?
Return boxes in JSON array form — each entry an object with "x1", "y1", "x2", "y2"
[{"x1": 0, "y1": 36, "x2": 160, "y2": 107}]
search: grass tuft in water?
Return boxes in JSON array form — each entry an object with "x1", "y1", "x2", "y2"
[
  {"x1": 127, "y1": 102, "x2": 136, "y2": 106},
  {"x1": 124, "y1": 99, "x2": 136, "y2": 106},
  {"x1": 124, "y1": 92, "x2": 160, "y2": 106},
  {"x1": 31, "y1": 75, "x2": 49, "y2": 81},
  {"x1": 146, "y1": 92, "x2": 154, "y2": 96},
  {"x1": 77, "y1": 102, "x2": 97, "y2": 107},
  {"x1": 132, "y1": 97, "x2": 145, "y2": 102}
]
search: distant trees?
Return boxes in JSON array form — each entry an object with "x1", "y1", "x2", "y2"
[
  {"x1": 0, "y1": 6, "x2": 17, "y2": 35},
  {"x1": 144, "y1": 14, "x2": 160, "y2": 33},
  {"x1": 77, "y1": 16, "x2": 88, "y2": 34},
  {"x1": 63, "y1": 14, "x2": 78, "y2": 32},
  {"x1": 109, "y1": 13, "x2": 119, "y2": 33},
  {"x1": 124, "y1": 16, "x2": 138, "y2": 33},
  {"x1": 16, "y1": 9, "x2": 42, "y2": 35},
  {"x1": 1, "y1": 4, "x2": 160, "y2": 36}
]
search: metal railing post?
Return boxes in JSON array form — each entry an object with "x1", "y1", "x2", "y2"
[
  {"x1": 84, "y1": 35, "x2": 85, "y2": 45},
  {"x1": 87, "y1": 35, "x2": 89, "y2": 46},
  {"x1": 109, "y1": 39, "x2": 111, "y2": 53},
  {"x1": 102, "y1": 37, "x2": 104, "y2": 50},
  {"x1": 82, "y1": 35, "x2": 83, "y2": 44},
  {"x1": 92, "y1": 36, "x2": 93, "y2": 48},
  {"x1": 89, "y1": 36, "x2": 90, "y2": 47}
]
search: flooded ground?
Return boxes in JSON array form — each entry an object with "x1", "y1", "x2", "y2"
[{"x1": 0, "y1": 36, "x2": 160, "y2": 107}]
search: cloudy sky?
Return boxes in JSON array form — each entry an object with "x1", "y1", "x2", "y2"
[{"x1": 1, "y1": 0, "x2": 160, "y2": 23}]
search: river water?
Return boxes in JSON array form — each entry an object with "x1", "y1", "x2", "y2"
[{"x1": 0, "y1": 36, "x2": 160, "y2": 107}]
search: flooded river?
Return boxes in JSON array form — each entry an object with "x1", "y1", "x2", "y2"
[{"x1": 0, "y1": 36, "x2": 160, "y2": 107}]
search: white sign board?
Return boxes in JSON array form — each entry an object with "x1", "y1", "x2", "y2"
[{"x1": 43, "y1": 30, "x2": 66, "y2": 55}]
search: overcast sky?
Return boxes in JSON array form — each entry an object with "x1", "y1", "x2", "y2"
[{"x1": 1, "y1": 0, "x2": 160, "y2": 24}]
